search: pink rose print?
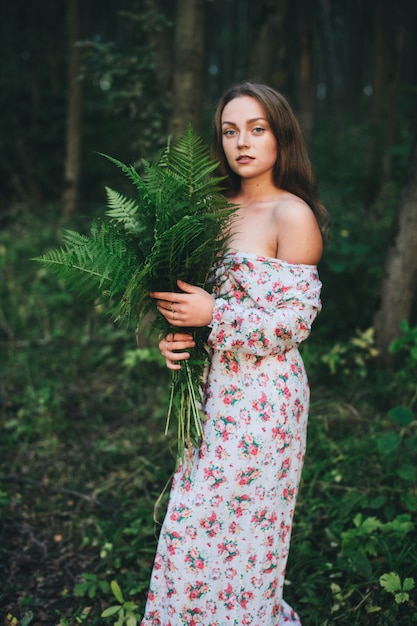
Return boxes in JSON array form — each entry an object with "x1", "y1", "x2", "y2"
[
  {"x1": 179, "y1": 607, "x2": 204, "y2": 625},
  {"x1": 275, "y1": 456, "x2": 291, "y2": 480},
  {"x1": 200, "y1": 511, "x2": 222, "y2": 537},
  {"x1": 251, "y1": 391, "x2": 274, "y2": 421},
  {"x1": 165, "y1": 530, "x2": 181, "y2": 556},
  {"x1": 185, "y1": 580, "x2": 210, "y2": 600},
  {"x1": 214, "y1": 413, "x2": 236, "y2": 441},
  {"x1": 218, "y1": 582, "x2": 237, "y2": 610},
  {"x1": 238, "y1": 432, "x2": 260, "y2": 458},
  {"x1": 169, "y1": 502, "x2": 192, "y2": 522},
  {"x1": 219, "y1": 351, "x2": 239, "y2": 374},
  {"x1": 221, "y1": 384, "x2": 243, "y2": 405},
  {"x1": 217, "y1": 539, "x2": 240, "y2": 562},
  {"x1": 251, "y1": 508, "x2": 278, "y2": 531},
  {"x1": 235, "y1": 466, "x2": 261, "y2": 486},
  {"x1": 227, "y1": 493, "x2": 251, "y2": 517},
  {"x1": 204, "y1": 464, "x2": 226, "y2": 489},
  {"x1": 271, "y1": 426, "x2": 292, "y2": 452},
  {"x1": 263, "y1": 550, "x2": 279, "y2": 574},
  {"x1": 239, "y1": 589, "x2": 255, "y2": 609},
  {"x1": 185, "y1": 547, "x2": 206, "y2": 572}
]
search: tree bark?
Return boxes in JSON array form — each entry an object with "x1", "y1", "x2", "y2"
[
  {"x1": 169, "y1": 0, "x2": 205, "y2": 138},
  {"x1": 318, "y1": 0, "x2": 337, "y2": 120},
  {"x1": 248, "y1": 0, "x2": 287, "y2": 87},
  {"x1": 374, "y1": 138, "x2": 417, "y2": 364},
  {"x1": 62, "y1": 0, "x2": 82, "y2": 218},
  {"x1": 298, "y1": 0, "x2": 316, "y2": 144}
]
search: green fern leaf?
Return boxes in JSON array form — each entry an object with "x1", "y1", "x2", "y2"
[
  {"x1": 105, "y1": 187, "x2": 143, "y2": 234},
  {"x1": 99, "y1": 153, "x2": 148, "y2": 198},
  {"x1": 33, "y1": 222, "x2": 138, "y2": 303}
]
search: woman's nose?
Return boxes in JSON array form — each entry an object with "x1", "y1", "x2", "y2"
[{"x1": 237, "y1": 132, "x2": 250, "y2": 148}]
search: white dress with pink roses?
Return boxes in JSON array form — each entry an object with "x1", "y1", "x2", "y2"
[{"x1": 141, "y1": 250, "x2": 322, "y2": 626}]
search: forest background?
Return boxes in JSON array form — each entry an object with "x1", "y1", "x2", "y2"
[{"x1": 1, "y1": 1, "x2": 417, "y2": 625}]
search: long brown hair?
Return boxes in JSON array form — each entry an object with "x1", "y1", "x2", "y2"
[{"x1": 211, "y1": 82, "x2": 330, "y2": 237}]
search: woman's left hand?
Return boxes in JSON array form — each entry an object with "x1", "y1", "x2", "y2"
[{"x1": 150, "y1": 279, "x2": 215, "y2": 328}]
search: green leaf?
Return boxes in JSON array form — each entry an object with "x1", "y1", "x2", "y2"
[
  {"x1": 105, "y1": 187, "x2": 143, "y2": 234},
  {"x1": 376, "y1": 432, "x2": 401, "y2": 454},
  {"x1": 21, "y1": 612, "x2": 34, "y2": 626},
  {"x1": 115, "y1": 608, "x2": 125, "y2": 626},
  {"x1": 388, "y1": 405, "x2": 413, "y2": 427},
  {"x1": 354, "y1": 514, "x2": 382, "y2": 533},
  {"x1": 384, "y1": 514, "x2": 414, "y2": 536},
  {"x1": 111, "y1": 580, "x2": 125, "y2": 604},
  {"x1": 101, "y1": 605, "x2": 122, "y2": 617},
  {"x1": 394, "y1": 591, "x2": 410, "y2": 604},
  {"x1": 380, "y1": 572, "x2": 401, "y2": 593},
  {"x1": 403, "y1": 578, "x2": 415, "y2": 592},
  {"x1": 396, "y1": 463, "x2": 416, "y2": 482}
]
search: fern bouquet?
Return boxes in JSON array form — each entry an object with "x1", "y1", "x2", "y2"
[{"x1": 34, "y1": 126, "x2": 236, "y2": 461}]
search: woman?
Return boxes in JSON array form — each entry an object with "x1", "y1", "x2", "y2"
[{"x1": 142, "y1": 82, "x2": 329, "y2": 625}]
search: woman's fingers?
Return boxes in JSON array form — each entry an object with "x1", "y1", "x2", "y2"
[
  {"x1": 159, "y1": 333, "x2": 195, "y2": 370},
  {"x1": 150, "y1": 284, "x2": 214, "y2": 328}
]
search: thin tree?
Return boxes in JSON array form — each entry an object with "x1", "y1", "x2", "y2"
[
  {"x1": 169, "y1": 0, "x2": 205, "y2": 138},
  {"x1": 374, "y1": 138, "x2": 417, "y2": 364},
  {"x1": 62, "y1": 0, "x2": 82, "y2": 218},
  {"x1": 247, "y1": 0, "x2": 287, "y2": 86}
]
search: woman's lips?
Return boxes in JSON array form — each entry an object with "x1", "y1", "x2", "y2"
[{"x1": 236, "y1": 155, "x2": 254, "y2": 164}]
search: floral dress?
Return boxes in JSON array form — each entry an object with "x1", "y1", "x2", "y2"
[{"x1": 141, "y1": 250, "x2": 322, "y2": 626}]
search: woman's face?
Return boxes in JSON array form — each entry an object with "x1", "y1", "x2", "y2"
[{"x1": 221, "y1": 95, "x2": 278, "y2": 183}]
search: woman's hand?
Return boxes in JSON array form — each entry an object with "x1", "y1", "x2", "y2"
[
  {"x1": 150, "y1": 279, "x2": 215, "y2": 328},
  {"x1": 159, "y1": 332, "x2": 196, "y2": 371}
]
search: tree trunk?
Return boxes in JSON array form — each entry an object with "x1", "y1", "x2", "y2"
[
  {"x1": 318, "y1": 0, "x2": 337, "y2": 120},
  {"x1": 169, "y1": 0, "x2": 205, "y2": 138},
  {"x1": 248, "y1": 0, "x2": 287, "y2": 87},
  {"x1": 62, "y1": 0, "x2": 82, "y2": 218},
  {"x1": 297, "y1": 0, "x2": 316, "y2": 144},
  {"x1": 374, "y1": 138, "x2": 417, "y2": 364}
]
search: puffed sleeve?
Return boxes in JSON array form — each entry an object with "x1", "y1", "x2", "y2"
[{"x1": 207, "y1": 264, "x2": 322, "y2": 356}]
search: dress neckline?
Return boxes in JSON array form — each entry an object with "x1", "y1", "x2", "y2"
[{"x1": 225, "y1": 248, "x2": 318, "y2": 269}]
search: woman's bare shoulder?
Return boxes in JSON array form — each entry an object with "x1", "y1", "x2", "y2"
[{"x1": 273, "y1": 193, "x2": 323, "y2": 264}]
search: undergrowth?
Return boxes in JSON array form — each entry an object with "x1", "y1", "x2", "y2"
[{"x1": 0, "y1": 207, "x2": 416, "y2": 626}]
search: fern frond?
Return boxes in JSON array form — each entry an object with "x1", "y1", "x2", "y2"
[
  {"x1": 105, "y1": 187, "x2": 142, "y2": 234},
  {"x1": 98, "y1": 153, "x2": 148, "y2": 199},
  {"x1": 163, "y1": 124, "x2": 223, "y2": 198},
  {"x1": 33, "y1": 222, "x2": 138, "y2": 303}
]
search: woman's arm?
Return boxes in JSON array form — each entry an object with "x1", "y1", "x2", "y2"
[{"x1": 208, "y1": 280, "x2": 321, "y2": 357}]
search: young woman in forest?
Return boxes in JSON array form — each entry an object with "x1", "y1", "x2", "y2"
[{"x1": 141, "y1": 82, "x2": 329, "y2": 625}]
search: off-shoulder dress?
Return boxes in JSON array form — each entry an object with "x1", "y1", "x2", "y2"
[{"x1": 141, "y1": 250, "x2": 322, "y2": 625}]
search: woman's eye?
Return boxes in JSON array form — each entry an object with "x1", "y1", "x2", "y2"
[
  {"x1": 223, "y1": 129, "x2": 235, "y2": 137},
  {"x1": 253, "y1": 127, "x2": 265, "y2": 134}
]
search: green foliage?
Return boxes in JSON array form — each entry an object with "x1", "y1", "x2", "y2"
[
  {"x1": 380, "y1": 572, "x2": 415, "y2": 605},
  {"x1": 101, "y1": 580, "x2": 141, "y2": 626},
  {"x1": 78, "y1": 5, "x2": 170, "y2": 161},
  {"x1": 74, "y1": 573, "x2": 110, "y2": 600},
  {"x1": 320, "y1": 327, "x2": 378, "y2": 378},
  {"x1": 32, "y1": 222, "x2": 138, "y2": 304}
]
